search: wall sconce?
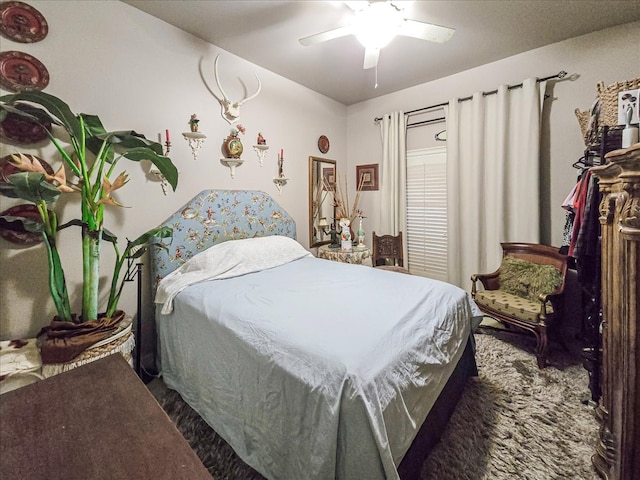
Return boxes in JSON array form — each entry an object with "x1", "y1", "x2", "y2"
[
  {"x1": 183, "y1": 113, "x2": 206, "y2": 161},
  {"x1": 149, "y1": 132, "x2": 171, "y2": 195},
  {"x1": 220, "y1": 125, "x2": 246, "y2": 179},
  {"x1": 272, "y1": 149, "x2": 289, "y2": 194},
  {"x1": 253, "y1": 144, "x2": 269, "y2": 166}
]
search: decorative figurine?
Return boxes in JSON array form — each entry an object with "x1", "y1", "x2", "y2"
[
  {"x1": 188, "y1": 114, "x2": 200, "y2": 132},
  {"x1": 339, "y1": 217, "x2": 352, "y2": 251},
  {"x1": 357, "y1": 216, "x2": 366, "y2": 247},
  {"x1": 257, "y1": 132, "x2": 266, "y2": 145},
  {"x1": 329, "y1": 223, "x2": 340, "y2": 248}
]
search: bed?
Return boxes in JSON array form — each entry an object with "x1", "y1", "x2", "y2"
[{"x1": 150, "y1": 190, "x2": 482, "y2": 480}]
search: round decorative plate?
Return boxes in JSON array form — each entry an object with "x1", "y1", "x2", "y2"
[
  {"x1": 318, "y1": 135, "x2": 330, "y2": 154},
  {"x1": 0, "y1": 50, "x2": 49, "y2": 91},
  {"x1": 0, "y1": 108, "x2": 51, "y2": 144},
  {"x1": 0, "y1": 153, "x2": 53, "y2": 185},
  {"x1": 0, "y1": 1, "x2": 48, "y2": 43},
  {"x1": 0, "y1": 203, "x2": 43, "y2": 245}
]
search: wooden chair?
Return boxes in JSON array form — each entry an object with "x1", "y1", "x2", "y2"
[
  {"x1": 372, "y1": 232, "x2": 410, "y2": 274},
  {"x1": 471, "y1": 242, "x2": 568, "y2": 368}
]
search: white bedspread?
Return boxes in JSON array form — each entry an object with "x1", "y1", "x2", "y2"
[
  {"x1": 156, "y1": 251, "x2": 482, "y2": 480},
  {"x1": 155, "y1": 235, "x2": 312, "y2": 314}
]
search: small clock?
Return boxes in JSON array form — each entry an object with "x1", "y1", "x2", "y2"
[
  {"x1": 318, "y1": 135, "x2": 330, "y2": 154},
  {"x1": 224, "y1": 134, "x2": 243, "y2": 159}
]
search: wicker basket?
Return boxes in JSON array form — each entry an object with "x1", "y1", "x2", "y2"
[
  {"x1": 596, "y1": 78, "x2": 640, "y2": 127},
  {"x1": 41, "y1": 316, "x2": 135, "y2": 378},
  {"x1": 575, "y1": 78, "x2": 640, "y2": 147},
  {"x1": 575, "y1": 108, "x2": 591, "y2": 140}
]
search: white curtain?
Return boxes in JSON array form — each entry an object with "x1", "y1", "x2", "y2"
[
  {"x1": 379, "y1": 111, "x2": 408, "y2": 259},
  {"x1": 446, "y1": 77, "x2": 547, "y2": 288}
]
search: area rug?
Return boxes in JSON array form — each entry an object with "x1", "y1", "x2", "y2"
[{"x1": 153, "y1": 330, "x2": 600, "y2": 480}]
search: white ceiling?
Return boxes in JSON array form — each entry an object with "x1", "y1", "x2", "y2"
[{"x1": 123, "y1": 0, "x2": 640, "y2": 106}]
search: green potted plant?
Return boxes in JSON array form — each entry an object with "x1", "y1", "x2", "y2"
[{"x1": 0, "y1": 91, "x2": 178, "y2": 363}]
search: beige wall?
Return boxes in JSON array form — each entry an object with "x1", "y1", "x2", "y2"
[
  {"x1": 1, "y1": 2, "x2": 638, "y2": 342},
  {"x1": 347, "y1": 21, "x2": 640, "y2": 247},
  {"x1": 0, "y1": 0, "x2": 347, "y2": 339}
]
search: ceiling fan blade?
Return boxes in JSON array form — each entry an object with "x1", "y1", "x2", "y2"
[
  {"x1": 299, "y1": 25, "x2": 353, "y2": 46},
  {"x1": 363, "y1": 47, "x2": 379, "y2": 69},
  {"x1": 399, "y1": 19, "x2": 455, "y2": 43}
]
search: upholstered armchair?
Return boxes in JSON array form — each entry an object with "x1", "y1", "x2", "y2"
[{"x1": 471, "y1": 243, "x2": 568, "y2": 368}]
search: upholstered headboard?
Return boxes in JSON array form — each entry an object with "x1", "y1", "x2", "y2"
[{"x1": 150, "y1": 190, "x2": 296, "y2": 289}]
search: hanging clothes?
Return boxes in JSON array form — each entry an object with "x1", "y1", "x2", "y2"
[{"x1": 568, "y1": 170, "x2": 592, "y2": 258}]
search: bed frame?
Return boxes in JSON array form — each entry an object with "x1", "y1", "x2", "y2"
[{"x1": 150, "y1": 189, "x2": 476, "y2": 479}]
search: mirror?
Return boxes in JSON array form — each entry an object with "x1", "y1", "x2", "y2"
[{"x1": 309, "y1": 156, "x2": 336, "y2": 248}]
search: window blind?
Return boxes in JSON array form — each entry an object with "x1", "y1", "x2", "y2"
[{"x1": 406, "y1": 147, "x2": 447, "y2": 282}]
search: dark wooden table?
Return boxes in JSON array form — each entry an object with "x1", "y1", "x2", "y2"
[{"x1": 0, "y1": 353, "x2": 212, "y2": 480}]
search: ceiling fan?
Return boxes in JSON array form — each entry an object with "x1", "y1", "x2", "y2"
[{"x1": 299, "y1": 1, "x2": 455, "y2": 70}]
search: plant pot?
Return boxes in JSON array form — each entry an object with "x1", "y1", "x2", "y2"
[{"x1": 40, "y1": 314, "x2": 134, "y2": 379}]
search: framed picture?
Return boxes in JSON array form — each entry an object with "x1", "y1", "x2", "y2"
[
  {"x1": 356, "y1": 163, "x2": 378, "y2": 191},
  {"x1": 322, "y1": 167, "x2": 335, "y2": 190}
]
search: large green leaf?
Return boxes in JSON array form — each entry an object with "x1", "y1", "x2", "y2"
[
  {"x1": 122, "y1": 148, "x2": 178, "y2": 191},
  {"x1": 98, "y1": 130, "x2": 164, "y2": 154},
  {"x1": 0, "y1": 91, "x2": 82, "y2": 141},
  {"x1": 7, "y1": 172, "x2": 62, "y2": 204},
  {"x1": 128, "y1": 226, "x2": 173, "y2": 256},
  {"x1": 81, "y1": 114, "x2": 107, "y2": 136}
]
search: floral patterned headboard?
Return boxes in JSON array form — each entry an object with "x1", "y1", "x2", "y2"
[{"x1": 150, "y1": 190, "x2": 296, "y2": 289}]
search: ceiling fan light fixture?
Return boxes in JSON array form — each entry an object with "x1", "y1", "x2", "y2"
[{"x1": 352, "y1": 2, "x2": 402, "y2": 49}]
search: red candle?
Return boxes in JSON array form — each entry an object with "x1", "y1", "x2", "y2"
[{"x1": 165, "y1": 129, "x2": 170, "y2": 143}]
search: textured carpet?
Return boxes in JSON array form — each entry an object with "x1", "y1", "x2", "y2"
[{"x1": 153, "y1": 330, "x2": 600, "y2": 480}]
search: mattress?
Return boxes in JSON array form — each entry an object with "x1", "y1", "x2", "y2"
[{"x1": 155, "y1": 237, "x2": 482, "y2": 480}]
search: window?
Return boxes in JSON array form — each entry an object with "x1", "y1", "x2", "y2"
[{"x1": 406, "y1": 147, "x2": 447, "y2": 282}]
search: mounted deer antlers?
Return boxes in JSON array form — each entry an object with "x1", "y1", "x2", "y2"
[{"x1": 209, "y1": 54, "x2": 261, "y2": 124}]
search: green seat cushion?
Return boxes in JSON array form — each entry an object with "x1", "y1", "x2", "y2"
[
  {"x1": 498, "y1": 256, "x2": 562, "y2": 302},
  {"x1": 475, "y1": 290, "x2": 554, "y2": 323}
]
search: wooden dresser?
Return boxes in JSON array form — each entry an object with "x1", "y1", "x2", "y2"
[{"x1": 590, "y1": 143, "x2": 640, "y2": 480}]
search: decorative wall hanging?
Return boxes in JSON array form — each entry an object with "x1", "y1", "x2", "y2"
[
  {"x1": 0, "y1": 203, "x2": 44, "y2": 245},
  {"x1": 318, "y1": 135, "x2": 330, "y2": 154},
  {"x1": 148, "y1": 130, "x2": 173, "y2": 195},
  {"x1": 273, "y1": 148, "x2": 288, "y2": 194},
  {"x1": 253, "y1": 132, "x2": 268, "y2": 166},
  {"x1": 356, "y1": 163, "x2": 379, "y2": 191},
  {"x1": 0, "y1": 50, "x2": 49, "y2": 91},
  {"x1": 220, "y1": 124, "x2": 245, "y2": 178},
  {"x1": 181, "y1": 114, "x2": 207, "y2": 162},
  {"x1": 208, "y1": 54, "x2": 261, "y2": 125},
  {"x1": 0, "y1": 106, "x2": 50, "y2": 144},
  {"x1": 0, "y1": 1, "x2": 48, "y2": 43}
]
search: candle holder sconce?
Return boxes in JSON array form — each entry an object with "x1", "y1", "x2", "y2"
[
  {"x1": 149, "y1": 137, "x2": 171, "y2": 195},
  {"x1": 273, "y1": 150, "x2": 288, "y2": 194}
]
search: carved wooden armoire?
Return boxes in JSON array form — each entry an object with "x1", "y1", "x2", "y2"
[{"x1": 590, "y1": 143, "x2": 640, "y2": 480}]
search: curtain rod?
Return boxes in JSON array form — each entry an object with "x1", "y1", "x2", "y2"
[{"x1": 373, "y1": 70, "x2": 567, "y2": 124}]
